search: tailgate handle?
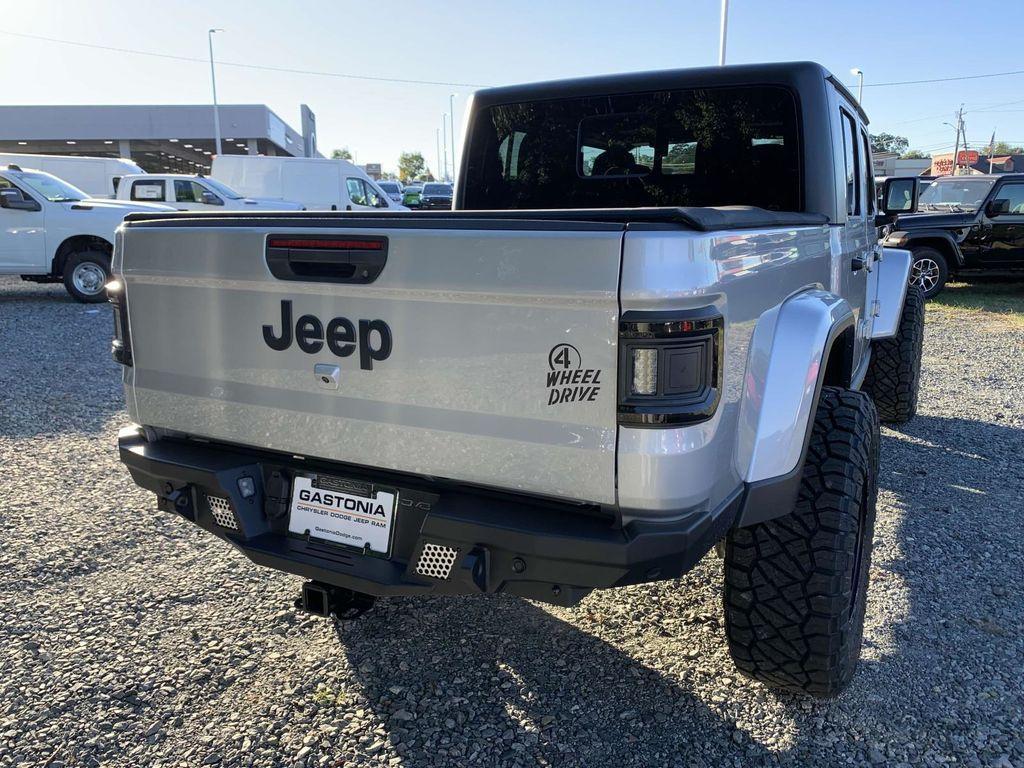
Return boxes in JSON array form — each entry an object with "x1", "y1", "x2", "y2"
[{"x1": 266, "y1": 236, "x2": 388, "y2": 284}]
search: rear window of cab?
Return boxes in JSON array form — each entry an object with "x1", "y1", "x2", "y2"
[{"x1": 463, "y1": 85, "x2": 801, "y2": 211}]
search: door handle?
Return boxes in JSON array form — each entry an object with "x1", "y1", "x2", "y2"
[{"x1": 265, "y1": 235, "x2": 388, "y2": 284}]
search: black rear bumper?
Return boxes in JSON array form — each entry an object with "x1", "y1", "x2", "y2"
[{"x1": 118, "y1": 426, "x2": 743, "y2": 606}]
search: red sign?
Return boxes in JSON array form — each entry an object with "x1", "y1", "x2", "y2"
[{"x1": 932, "y1": 150, "x2": 980, "y2": 175}]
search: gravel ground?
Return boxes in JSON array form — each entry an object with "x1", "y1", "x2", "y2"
[{"x1": 1, "y1": 276, "x2": 1022, "y2": 768}]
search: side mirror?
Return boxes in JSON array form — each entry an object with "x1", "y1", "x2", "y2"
[
  {"x1": 881, "y1": 177, "x2": 919, "y2": 216},
  {"x1": 0, "y1": 188, "x2": 41, "y2": 211},
  {"x1": 200, "y1": 190, "x2": 224, "y2": 206},
  {"x1": 986, "y1": 199, "x2": 1010, "y2": 217}
]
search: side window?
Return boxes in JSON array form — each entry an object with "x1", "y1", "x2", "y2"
[
  {"x1": 131, "y1": 180, "x2": 165, "y2": 202},
  {"x1": 366, "y1": 184, "x2": 386, "y2": 207},
  {"x1": 174, "y1": 179, "x2": 196, "y2": 203},
  {"x1": 840, "y1": 111, "x2": 859, "y2": 217},
  {"x1": 175, "y1": 180, "x2": 217, "y2": 204},
  {"x1": 345, "y1": 177, "x2": 367, "y2": 205},
  {"x1": 112, "y1": 176, "x2": 122, "y2": 194},
  {"x1": 991, "y1": 183, "x2": 1024, "y2": 215},
  {"x1": 860, "y1": 130, "x2": 874, "y2": 214}
]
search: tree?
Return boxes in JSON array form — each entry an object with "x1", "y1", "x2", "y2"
[
  {"x1": 398, "y1": 151, "x2": 427, "y2": 182},
  {"x1": 330, "y1": 147, "x2": 353, "y2": 160},
  {"x1": 987, "y1": 141, "x2": 1024, "y2": 156},
  {"x1": 900, "y1": 149, "x2": 929, "y2": 159},
  {"x1": 870, "y1": 133, "x2": 910, "y2": 156}
]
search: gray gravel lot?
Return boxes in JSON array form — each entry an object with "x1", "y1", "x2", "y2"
[{"x1": 1, "y1": 275, "x2": 1022, "y2": 768}]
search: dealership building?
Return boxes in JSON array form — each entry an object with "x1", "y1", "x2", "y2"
[{"x1": 0, "y1": 103, "x2": 319, "y2": 173}]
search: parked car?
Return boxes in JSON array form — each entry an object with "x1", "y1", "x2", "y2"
[
  {"x1": 211, "y1": 155, "x2": 406, "y2": 212},
  {"x1": 112, "y1": 61, "x2": 921, "y2": 698},
  {"x1": 0, "y1": 164, "x2": 173, "y2": 302},
  {"x1": 375, "y1": 180, "x2": 404, "y2": 204},
  {"x1": 402, "y1": 184, "x2": 423, "y2": 208},
  {"x1": 0, "y1": 152, "x2": 143, "y2": 199},
  {"x1": 419, "y1": 182, "x2": 453, "y2": 209},
  {"x1": 116, "y1": 174, "x2": 303, "y2": 211},
  {"x1": 880, "y1": 173, "x2": 1024, "y2": 297}
]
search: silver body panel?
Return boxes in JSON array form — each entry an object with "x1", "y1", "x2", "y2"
[{"x1": 118, "y1": 225, "x2": 622, "y2": 505}]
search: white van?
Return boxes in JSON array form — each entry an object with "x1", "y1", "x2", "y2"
[
  {"x1": 116, "y1": 174, "x2": 304, "y2": 211},
  {"x1": 211, "y1": 155, "x2": 406, "y2": 212},
  {"x1": 0, "y1": 153, "x2": 143, "y2": 199}
]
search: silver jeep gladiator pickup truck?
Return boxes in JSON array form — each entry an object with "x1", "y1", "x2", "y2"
[{"x1": 112, "y1": 62, "x2": 923, "y2": 697}]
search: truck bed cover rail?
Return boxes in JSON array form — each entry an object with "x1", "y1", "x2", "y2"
[{"x1": 122, "y1": 206, "x2": 828, "y2": 232}]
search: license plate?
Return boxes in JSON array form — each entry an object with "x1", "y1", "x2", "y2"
[{"x1": 287, "y1": 475, "x2": 397, "y2": 555}]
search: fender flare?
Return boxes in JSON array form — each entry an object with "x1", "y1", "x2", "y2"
[
  {"x1": 871, "y1": 247, "x2": 912, "y2": 339},
  {"x1": 885, "y1": 229, "x2": 964, "y2": 266},
  {"x1": 733, "y1": 289, "x2": 855, "y2": 527}
]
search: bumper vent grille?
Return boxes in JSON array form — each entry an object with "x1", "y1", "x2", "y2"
[
  {"x1": 207, "y1": 495, "x2": 239, "y2": 531},
  {"x1": 415, "y1": 543, "x2": 460, "y2": 580}
]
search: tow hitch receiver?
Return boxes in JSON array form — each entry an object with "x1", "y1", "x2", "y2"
[{"x1": 296, "y1": 581, "x2": 376, "y2": 620}]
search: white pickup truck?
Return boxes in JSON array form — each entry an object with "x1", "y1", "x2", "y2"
[
  {"x1": 115, "y1": 174, "x2": 304, "y2": 212},
  {"x1": 0, "y1": 165, "x2": 173, "y2": 302}
]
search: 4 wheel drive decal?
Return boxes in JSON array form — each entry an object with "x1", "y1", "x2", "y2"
[
  {"x1": 546, "y1": 343, "x2": 602, "y2": 405},
  {"x1": 262, "y1": 299, "x2": 392, "y2": 370}
]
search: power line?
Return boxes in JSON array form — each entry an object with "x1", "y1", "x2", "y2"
[
  {"x1": 0, "y1": 29, "x2": 491, "y2": 89},
  {"x1": 860, "y1": 68, "x2": 1024, "y2": 88}
]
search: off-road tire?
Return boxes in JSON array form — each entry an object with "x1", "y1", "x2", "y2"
[
  {"x1": 723, "y1": 387, "x2": 879, "y2": 698},
  {"x1": 908, "y1": 246, "x2": 948, "y2": 299},
  {"x1": 863, "y1": 285, "x2": 925, "y2": 423},
  {"x1": 62, "y1": 250, "x2": 111, "y2": 303}
]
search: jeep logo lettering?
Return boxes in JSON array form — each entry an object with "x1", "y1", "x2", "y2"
[{"x1": 262, "y1": 299, "x2": 393, "y2": 370}]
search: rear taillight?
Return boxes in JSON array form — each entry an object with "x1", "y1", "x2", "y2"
[
  {"x1": 617, "y1": 309, "x2": 723, "y2": 427},
  {"x1": 107, "y1": 278, "x2": 132, "y2": 366}
]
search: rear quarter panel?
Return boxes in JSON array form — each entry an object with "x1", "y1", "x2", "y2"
[{"x1": 617, "y1": 225, "x2": 831, "y2": 519}]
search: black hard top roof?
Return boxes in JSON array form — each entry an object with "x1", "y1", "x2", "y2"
[{"x1": 472, "y1": 61, "x2": 866, "y2": 123}]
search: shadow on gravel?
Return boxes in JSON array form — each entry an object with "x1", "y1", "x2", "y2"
[{"x1": 332, "y1": 595, "x2": 748, "y2": 767}]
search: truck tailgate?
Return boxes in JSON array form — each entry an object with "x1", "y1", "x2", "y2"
[{"x1": 118, "y1": 219, "x2": 623, "y2": 505}]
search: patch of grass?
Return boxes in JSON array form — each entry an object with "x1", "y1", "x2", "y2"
[{"x1": 930, "y1": 279, "x2": 1024, "y2": 326}]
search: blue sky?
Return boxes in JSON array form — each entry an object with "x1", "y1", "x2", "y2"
[{"x1": 2, "y1": 0, "x2": 1022, "y2": 174}]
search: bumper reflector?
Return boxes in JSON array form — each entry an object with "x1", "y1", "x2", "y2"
[
  {"x1": 415, "y1": 543, "x2": 460, "y2": 580},
  {"x1": 207, "y1": 495, "x2": 239, "y2": 531}
]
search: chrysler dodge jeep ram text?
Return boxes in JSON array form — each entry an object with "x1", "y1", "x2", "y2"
[{"x1": 112, "y1": 62, "x2": 924, "y2": 697}]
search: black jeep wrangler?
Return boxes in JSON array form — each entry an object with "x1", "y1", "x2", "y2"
[{"x1": 881, "y1": 173, "x2": 1024, "y2": 297}]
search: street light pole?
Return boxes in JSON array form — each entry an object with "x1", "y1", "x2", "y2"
[
  {"x1": 850, "y1": 68, "x2": 864, "y2": 104},
  {"x1": 442, "y1": 114, "x2": 449, "y2": 182},
  {"x1": 449, "y1": 93, "x2": 457, "y2": 183},
  {"x1": 718, "y1": 0, "x2": 729, "y2": 66},
  {"x1": 208, "y1": 29, "x2": 224, "y2": 156},
  {"x1": 436, "y1": 128, "x2": 441, "y2": 182}
]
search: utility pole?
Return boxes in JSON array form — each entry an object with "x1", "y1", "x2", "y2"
[
  {"x1": 442, "y1": 114, "x2": 450, "y2": 182},
  {"x1": 988, "y1": 130, "x2": 996, "y2": 173},
  {"x1": 449, "y1": 94, "x2": 457, "y2": 183},
  {"x1": 949, "y1": 105, "x2": 964, "y2": 176},
  {"x1": 718, "y1": 0, "x2": 729, "y2": 66},
  {"x1": 436, "y1": 128, "x2": 441, "y2": 182},
  {"x1": 208, "y1": 29, "x2": 224, "y2": 156}
]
